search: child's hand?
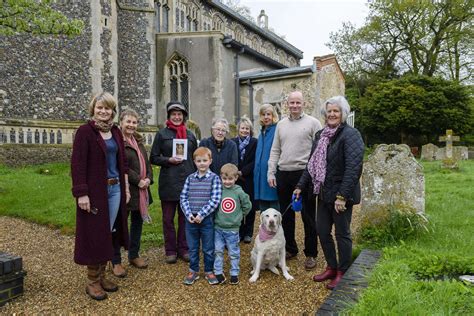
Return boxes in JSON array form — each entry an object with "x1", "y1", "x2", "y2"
[
  {"x1": 194, "y1": 215, "x2": 203, "y2": 224},
  {"x1": 188, "y1": 215, "x2": 195, "y2": 223}
]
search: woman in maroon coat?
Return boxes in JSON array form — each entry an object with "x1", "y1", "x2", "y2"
[{"x1": 71, "y1": 92, "x2": 130, "y2": 300}]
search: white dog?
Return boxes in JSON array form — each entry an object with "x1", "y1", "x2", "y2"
[{"x1": 249, "y1": 208, "x2": 294, "y2": 283}]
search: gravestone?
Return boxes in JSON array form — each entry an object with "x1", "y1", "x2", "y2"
[
  {"x1": 361, "y1": 144, "x2": 424, "y2": 225},
  {"x1": 439, "y1": 129, "x2": 460, "y2": 169},
  {"x1": 421, "y1": 143, "x2": 439, "y2": 161}
]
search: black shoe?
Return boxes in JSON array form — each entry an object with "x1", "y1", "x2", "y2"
[
  {"x1": 215, "y1": 274, "x2": 226, "y2": 284},
  {"x1": 285, "y1": 252, "x2": 297, "y2": 260},
  {"x1": 243, "y1": 236, "x2": 252, "y2": 244},
  {"x1": 230, "y1": 276, "x2": 239, "y2": 285}
]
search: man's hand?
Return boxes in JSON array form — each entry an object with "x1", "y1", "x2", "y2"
[
  {"x1": 293, "y1": 188, "x2": 301, "y2": 199},
  {"x1": 268, "y1": 178, "x2": 277, "y2": 188}
]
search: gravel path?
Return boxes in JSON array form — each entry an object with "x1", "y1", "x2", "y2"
[{"x1": 0, "y1": 209, "x2": 360, "y2": 314}]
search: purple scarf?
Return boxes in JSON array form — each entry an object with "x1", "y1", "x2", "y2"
[
  {"x1": 307, "y1": 125, "x2": 339, "y2": 194},
  {"x1": 258, "y1": 225, "x2": 276, "y2": 242}
]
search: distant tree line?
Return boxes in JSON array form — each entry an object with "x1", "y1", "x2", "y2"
[{"x1": 328, "y1": 0, "x2": 473, "y2": 146}]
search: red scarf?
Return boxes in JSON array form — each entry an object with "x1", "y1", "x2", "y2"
[{"x1": 165, "y1": 120, "x2": 187, "y2": 139}]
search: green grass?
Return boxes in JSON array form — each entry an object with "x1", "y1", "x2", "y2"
[
  {"x1": 349, "y1": 160, "x2": 474, "y2": 315},
  {"x1": 0, "y1": 163, "x2": 164, "y2": 249}
]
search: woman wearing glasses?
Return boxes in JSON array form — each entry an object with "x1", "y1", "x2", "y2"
[
  {"x1": 71, "y1": 92, "x2": 130, "y2": 300},
  {"x1": 200, "y1": 118, "x2": 238, "y2": 174}
]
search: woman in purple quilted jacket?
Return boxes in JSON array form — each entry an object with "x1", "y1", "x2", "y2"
[{"x1": 294, "y1": 96, "x2": 364, "y2": 290}]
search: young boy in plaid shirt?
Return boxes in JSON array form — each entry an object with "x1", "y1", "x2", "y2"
[{"x1": 180, "y1": 147, "x2": 222, "y2": 285}]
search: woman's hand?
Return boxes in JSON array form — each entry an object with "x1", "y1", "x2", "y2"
[
  {"x1": 126, "y1": 190, "x2": 131, "y2": 204},
  {"x1": 334, "y1": 199, "x2": 346, "y2": 214},
  {"x1": 168, "y1": 157, "x2": 183, "y2": 165},
  {"x1": 78, "y1": 195, "x2": 91, "y2": 212},
  {"x1": 293, "y1": 188, "x2": 301, "y2": 199},
  {"x1": 138, "y1": 178, "x2": 151, "y2": 189}
]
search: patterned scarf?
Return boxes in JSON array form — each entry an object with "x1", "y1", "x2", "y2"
[
  {"x1": 307, "y1": 125, "x2": 339, "y2": 194},
  {"x1": 259, "y1": 225, "x2": 276, "y2": 242},
  {"x1": 91, "y1": 118, "x2": 114, "y2": 133},
  {"x1": 165, "y1": 120, "x2": 187, "y2": 139},
  {"x1": 126, "y1": 134, "x2": 151, "y2": 223},
  {"x1": 238, "y1": 135, "x2": 250, "y2": 161}
]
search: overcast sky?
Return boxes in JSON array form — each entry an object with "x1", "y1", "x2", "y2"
[{"x1": 240, "y1": 0, "x2": 370, "y2": 65}]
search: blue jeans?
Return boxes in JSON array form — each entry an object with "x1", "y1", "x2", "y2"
[
  {"x1": 108, "y1": 183, "x2": 121, "y2": 231},
  {"x1": 185, "y1": 215, "x2": 214, "y2": 273},
  {"x1": 214, "y1": 229, "x2": 240, "y2": 276}
]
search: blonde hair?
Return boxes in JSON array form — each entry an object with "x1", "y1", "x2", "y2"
[
  {"x1": 88, "y1": 92, "x2": 117, "y2": 117},
  {"x1": 259, "y1": 104, "x2": 279, "y2": 126},
  {"x1": 220, "y1": 163, "x2": 239, "y2": 178},
  {"x1": 193, "y1": 147, "x2": 212, "y2": 159},
  {"x1": 237, "y1": 116, "x2": 254, "y2": 136}
]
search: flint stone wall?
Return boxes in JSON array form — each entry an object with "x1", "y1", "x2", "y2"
[
  {"x1": 361, "y1": 144, "x2": 424, "y2": 225},
  {"x1": 420, "y1": 143, "x2": 469, "y2": 161},
  {"x1": 0, "y1": 144, "x2": 72, "y2": 167}
]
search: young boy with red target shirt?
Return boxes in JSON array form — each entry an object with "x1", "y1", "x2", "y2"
[{"x1": 213, "y1": 163, "x2": 252, "y2": 285}]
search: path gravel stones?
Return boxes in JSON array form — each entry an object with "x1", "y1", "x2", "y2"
[{"x1": 0, "y1": 209, "x2": 360, "y2": 313}]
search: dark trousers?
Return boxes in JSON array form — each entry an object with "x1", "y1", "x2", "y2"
[
  {"x1": 317, "y1": 198, "x2": 353, "y2": 271},
  {"x1": 239, "y1": 204, "x2": 257, "y2": 239},
  {"x1": 276, "y1": 170, "x2": 318, "y2": 257},
  {"x1": 161, "y1": 201, "x2": 188, "y2": 256},
  {"x1": 112, "y1": 210, "x2": 143, "y2": 264}
]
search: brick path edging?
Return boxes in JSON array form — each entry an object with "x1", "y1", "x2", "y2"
[{"x1": 316, "y1": 249, "x2": 382, "y2": 315}]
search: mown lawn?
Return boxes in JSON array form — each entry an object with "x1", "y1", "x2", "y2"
[
  {"x1": 349, "y1": 160, "x2": 474, "y2": 314},
  {"x1": 0, "y1": 163, "x2": 164, "y2": 250}
]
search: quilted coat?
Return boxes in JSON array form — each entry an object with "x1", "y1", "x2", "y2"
[{"x1": 296, "y1": 123, "x2": 364, "y2": 204}]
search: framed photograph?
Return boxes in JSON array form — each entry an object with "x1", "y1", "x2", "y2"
[{"x1": 172, "y1": 138, "x2": 188, "y2": 160}]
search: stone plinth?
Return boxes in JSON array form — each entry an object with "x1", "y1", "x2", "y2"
[{"x1": 0, "y1": 252, "x2": 26, "y2": 307}]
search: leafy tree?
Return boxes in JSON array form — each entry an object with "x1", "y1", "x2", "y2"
[
  {"x1": 328, "y1": 0, "x2": 474, "y2": 83},
  {"x1": 0, "y1": 0, "x2": 84, "y2": 36},
  {"x1": 356, "y1": 75, "x2": 472, "y2": 146}
]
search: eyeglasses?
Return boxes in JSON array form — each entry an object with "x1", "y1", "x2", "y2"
[{"x1": 213, "y1": 128, "x2": 227, "y2": 134}]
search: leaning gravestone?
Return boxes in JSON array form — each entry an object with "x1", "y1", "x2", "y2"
[
  {"x1": 420, "y1": 143, "x2": 439, "y2": 161},
  {"x1": 361, "y1": 144, "x2": 424, "y2": 225}
]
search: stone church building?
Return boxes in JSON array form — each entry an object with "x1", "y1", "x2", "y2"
[{"x1": 0, "y1": 0, "x2": 344, "y2": 145}]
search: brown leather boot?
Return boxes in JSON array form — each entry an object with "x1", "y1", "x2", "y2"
[
  {"x1": 99, "y1": 264, "x2": 118, "y2": 292},
  {"x1": 326, "y1": 270, "x2": 345, "y2": 290},
  {"x1": 86, "y1": 265, "x2": 107, "y2": 300},
  {"x1": 129, "y1": 257, "x2": 148, "y2": 269},
  {"x1": 313, "y1": 266, "x2": 337, "y2": 282},
  {"x1": 110, "y1": 262, "x2": 127, "y2": 278}
]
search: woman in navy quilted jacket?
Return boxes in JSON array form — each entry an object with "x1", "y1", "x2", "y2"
[{"x1": 294, "y1": 96, "x2": 364, "y2": 290}]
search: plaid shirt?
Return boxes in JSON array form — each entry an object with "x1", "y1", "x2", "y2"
[{"x1": 180, "y1": 170, "x2": 222, "y2": 221}]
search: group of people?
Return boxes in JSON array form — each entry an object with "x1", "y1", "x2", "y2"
[{"x1": 71, "y1": 90, "x2": 364, "y2": 300}]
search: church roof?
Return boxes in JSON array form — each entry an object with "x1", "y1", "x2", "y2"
[
  {"x1": 207, "y1": 0, "x2": 304, "y2": 59},
  {"x1": 239, "y1": 65, "x2": 314, "y2": 81}
]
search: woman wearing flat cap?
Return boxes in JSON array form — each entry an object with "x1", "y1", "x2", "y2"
[{"x1": 150, "y1": 101, "x2": 197, "y2": 264}]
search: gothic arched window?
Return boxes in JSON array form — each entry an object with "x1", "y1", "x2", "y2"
[{"x1": 168, "y1": 55, "x2": 190, "y2": 109}]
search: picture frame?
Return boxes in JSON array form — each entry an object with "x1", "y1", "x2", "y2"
[{"x1": 172, "y1": 138, "x2": 188, "y2": 160}]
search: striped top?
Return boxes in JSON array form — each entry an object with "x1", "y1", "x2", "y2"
[{"x1": 180, "y1": 170, "x2": 222, "y2": 221}]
